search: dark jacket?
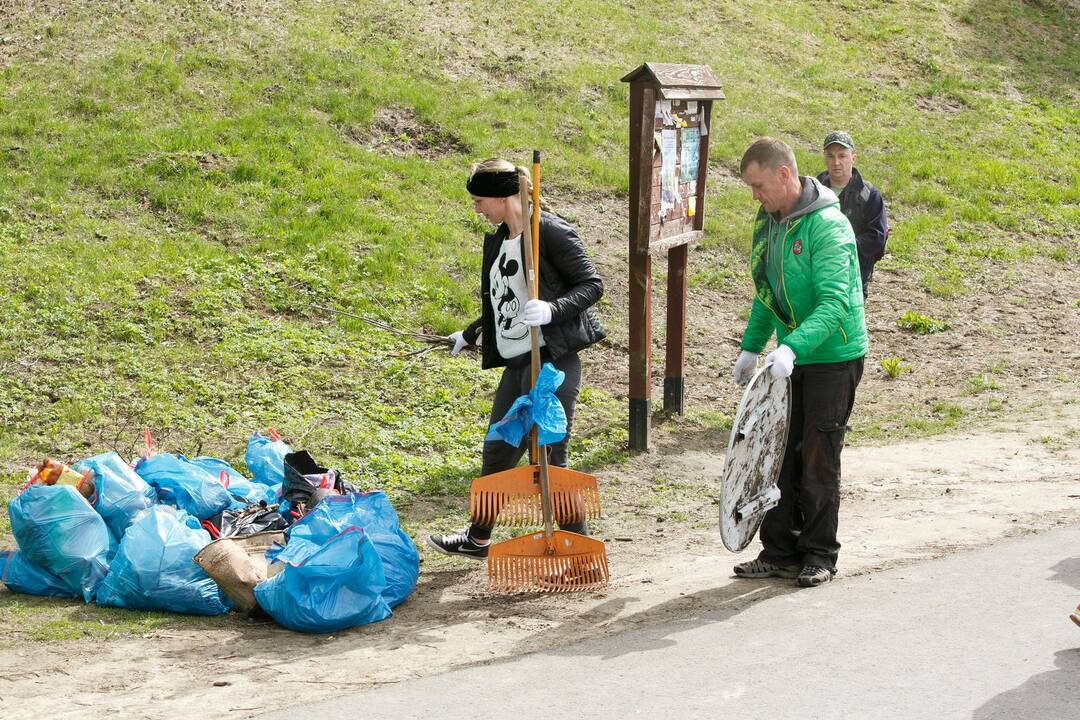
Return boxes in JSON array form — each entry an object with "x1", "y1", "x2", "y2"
[
  {"x1": 463, "y1": 210, "x2": 606, "y2": 369},
  {"x1": 816, "y1": 167, "x2": 888, "y2": 297}
]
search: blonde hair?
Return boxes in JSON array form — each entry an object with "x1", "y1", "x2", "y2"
[{"x1": 468, "y1": 157, "x2": 552, "y2": 211}]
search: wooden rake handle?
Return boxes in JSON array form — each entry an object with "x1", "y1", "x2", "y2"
[{"x1": 519, "y1": 151, "x2": 555, "y2": 541}]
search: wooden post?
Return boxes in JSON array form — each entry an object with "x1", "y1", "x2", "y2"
[
  {"x1": 628, "y1": 83, "x2": 654, "y2": 451},
  {"x1": 664, "y1": 243, "x2": 687, "y2": 415},
  {"x1": 622, "y1": 64, "x2": 724, "y2": 451}
]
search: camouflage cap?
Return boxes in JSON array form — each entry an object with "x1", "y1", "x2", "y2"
[{"x1": 823, "y1": 131, "x2": 855, "y2": 150}]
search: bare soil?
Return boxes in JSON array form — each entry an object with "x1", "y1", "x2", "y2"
[
  {"x1": 2, "y1": 406, "x2": 1078, "y2": 719},
  {"x1": 557, "y1": 186, "x2": 1080, "y2": 448}
]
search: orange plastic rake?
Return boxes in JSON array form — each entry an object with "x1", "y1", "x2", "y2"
[
  {"x1": 468, "y1": 464, "x2": 601, "y2": 528},
  {"x1": 470, "y1": 151, "x2": 608, "y2": 593}
]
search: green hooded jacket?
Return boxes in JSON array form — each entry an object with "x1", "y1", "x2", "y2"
[{"x1": 740, "y1": 176, "x2": 868, "y2": 365}]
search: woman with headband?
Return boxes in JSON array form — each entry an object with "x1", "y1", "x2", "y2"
[{"x1": 427, "y1": 158, "x2": 607, "y2": 559}]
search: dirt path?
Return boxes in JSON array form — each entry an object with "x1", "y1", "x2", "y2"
[{"x1": 2, "y1": 404, "x2": 1078, "y2": 719}]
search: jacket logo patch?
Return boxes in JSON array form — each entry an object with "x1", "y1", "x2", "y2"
[{"x1": 792, "y1": 239, "x2": 803, "y2": 255}]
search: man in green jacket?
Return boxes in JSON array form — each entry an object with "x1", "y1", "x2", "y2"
[{"x1": 731, "y1": 137, "x2": 867, "y2": 588}]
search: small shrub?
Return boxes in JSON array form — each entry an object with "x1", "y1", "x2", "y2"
[
  {"x1": 880, "y1": 357, "x2": 912, "y2": 379},
  {"x1": 965, "y1": 374, "x2": 1000, "y2": 395},
  {"x1": 897, "y1": 310, "x2": 949, "y2": 334}
]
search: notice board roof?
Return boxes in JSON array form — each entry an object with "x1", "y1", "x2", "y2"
[{"x1": 621, "y1": 62, "x2": 725, "y2": 100}]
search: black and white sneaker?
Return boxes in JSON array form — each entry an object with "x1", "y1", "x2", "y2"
[
  {"x1": 426, "y1": 528, "x2": 489, "y2": 560},
  {"x1": 798, "y1": 565, "x2": 836, "y2": 587}
]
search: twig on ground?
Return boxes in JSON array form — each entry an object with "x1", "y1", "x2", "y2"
[
  {"x1": 305, "y1": 303, "x2": 453, "y2": 348},
  {"x1": 391, "y1": 345, "x2": 440, "y2": 360}
]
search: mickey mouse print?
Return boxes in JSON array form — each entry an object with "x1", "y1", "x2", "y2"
[{"x1": 489, "y1": 234, "x2": 544, "y2": 360}]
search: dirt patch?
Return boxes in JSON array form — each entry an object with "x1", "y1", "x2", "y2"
[
  {"x1": 139, "y1": 151, "x2": 233, "y2": 175},
  {"x1": 541, "y1": 186, "x2": 1080, "y2": 454},
  {"x1": 2, "y1": 406, "x2": 1079, "y2": 719},
  {"x1": 913, "y1": 94, "x2": 966, "y2": 114},
  {"x1": 342, "y1": 107, "x2": 470, "y2": 160},
  {"x1": 707, "y1": 159, "x2": 744, "y2": 189}
]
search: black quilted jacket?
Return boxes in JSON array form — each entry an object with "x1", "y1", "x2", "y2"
[
  {"x1": 463, "y1": 211, "x2": 606, "y2": 369},
  {"x1": 817, "y1": 167, "x2": 889, "y2": 297}
]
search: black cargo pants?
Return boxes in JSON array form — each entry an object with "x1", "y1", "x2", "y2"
[{"x1": 759, "y1": 356, "x2": 864, "y2": 572}]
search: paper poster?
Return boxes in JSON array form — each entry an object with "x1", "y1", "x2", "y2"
[
  {"x1": 656, "y1": 99, "x2": 675, "y2": 126},
  {"x1": 687, "y1": 101, "x2": 698, "y2": 113},
  {"x1": 660, "y1": 129, "x2": 680, "y2": 217},
  {"x1": 680, "y1": 127, "x2": 700, "y2": 184}
]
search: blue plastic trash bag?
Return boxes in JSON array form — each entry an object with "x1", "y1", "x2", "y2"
[
  {"x1": 0, "y1": 550, "x2": 78, "y2": 598},
  {"x1": 95, "y1": 506, "x2": 230, "y2": 615},
  {"x1": 289, "y1": 492, "x2": 419, "y2": 608},
  {"x1": 486, "y1": 362, "x2": 568, "y2": 448},
  {"x1": 8, "y1": 484, "x2": 112, "y2": 602},
  {"x1": 245, "y1": 431, "x2": 292, "y2": 486},
  {"x1": 134, "y1": 454, "x2": 232, "y2": 520},
  {"x1": 255, "y1": 528, "x2": 391, "y2": 633},
  {"x1": 190, "y1": 456, "x2": 269, "y2": 507},
  {"x1": 73, "y1": 452, "x2": 157, "y2": 541}
]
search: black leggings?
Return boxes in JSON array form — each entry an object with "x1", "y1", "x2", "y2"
[{"x1": 468, "y1": 353, "x2": 585, "y2": 540}]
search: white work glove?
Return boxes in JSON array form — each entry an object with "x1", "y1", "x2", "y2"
[
  {"x1": 765, "y1": 344, "x2": 796, "y2": 380},
  {"x1": 448, "y1": 330, "x2": 469, "y2": 356},
  {"x1": 732, "y1": 350, "x2": 758, "y2": 386},
  {"x1": 523, "y1": 299, "x2": 553, "y2": 327}
]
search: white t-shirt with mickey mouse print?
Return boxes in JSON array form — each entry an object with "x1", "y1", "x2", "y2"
[{"x1": 489, "y1": 234, "x2": 545, "y2": 361}]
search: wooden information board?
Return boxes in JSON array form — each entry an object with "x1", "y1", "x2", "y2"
[{"x1": 621, "y1": 63, "x2": 725, "y2": 451}]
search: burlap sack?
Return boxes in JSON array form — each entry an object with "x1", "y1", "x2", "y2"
[{"x1": 194, "y1": 531, "x2": 285, "y2": 614}]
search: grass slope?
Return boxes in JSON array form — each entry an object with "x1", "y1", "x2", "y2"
[{"x1": 0, "y1": 0, "x2": 1076, "y2": 552}]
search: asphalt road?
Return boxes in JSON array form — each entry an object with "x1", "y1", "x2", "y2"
[{"x1": 260, "y1": 525, "x2": 1080, "y2": 720}]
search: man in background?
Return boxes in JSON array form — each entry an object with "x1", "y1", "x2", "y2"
[{"x1": 817, "y1": 131, "x2": 888, "y2": 299}]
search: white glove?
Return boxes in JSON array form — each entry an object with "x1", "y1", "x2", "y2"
[
  {"x1": 765, "y1": 344, "x2": 796, "y2": 379},
  {"x1": 448, "y1": 330, "x2": 469, "y2": 356},
  {"x1": 733, "y1": 350, "x2": 758, "y2": 386},
  {"x1": 523, "y1": 299, "x2": 553, "y2": 327}
]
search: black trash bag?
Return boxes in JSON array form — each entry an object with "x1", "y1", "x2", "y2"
[
  {"x1": 205, "y1": 501, "x2": 291, "y2": 539},
  {"x1": 283, "y1": 451, "x2": 356, "y2": 506}
]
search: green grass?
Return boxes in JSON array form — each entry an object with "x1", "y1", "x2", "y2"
[
  {"x1": 0, "y1": 0, "x2": 1078, "y2": 638},
  {"x1": 965, "y1": 373, "x2": 1002, "y2": 395},
  {"x1": 897, "y1": 310, "x2": 951, "y2": 334},
  {"x1": 880, "y1": 357, "x2": 913, "y2": 379},
  {"x1": 852, "y1": 400, "x2": 969, "y2": 442},
  {"x1": 0, "y1": 595, "x2": 225, "y2": 646}
]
